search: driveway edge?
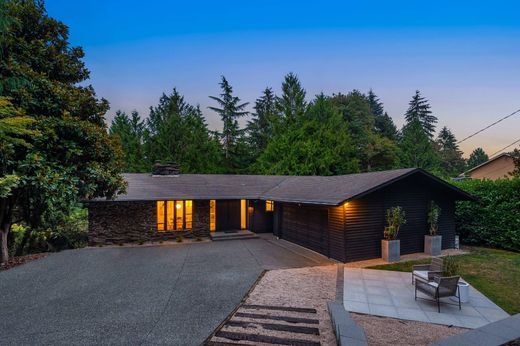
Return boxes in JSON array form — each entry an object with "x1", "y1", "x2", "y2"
[{"x1": 202, "y1": 270, "x2": 267, "y2": 345}]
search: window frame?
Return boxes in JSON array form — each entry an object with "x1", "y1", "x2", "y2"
[{"x1": 157, "y1": 200, "x2": 192, "y2": 232}]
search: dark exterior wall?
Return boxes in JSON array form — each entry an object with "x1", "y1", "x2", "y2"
[
  {"x1": 249, "y1": 200, "x2": 273, "y2": 233},
  {"x1": 344, "y1": 194, "x2": 385, "y2": 262},
  {"x1": 343, "y1": 174, "x2": 457, "y2": 262},
  {"x1": 280, "y1": 203, "x2": 329, "y2": 256},
  {"x1": 87, "y1": 200, "x2": 210, "y2": 245},
  {"x1": 328, "y1": 205, "x2": 347, "y2": 262}
]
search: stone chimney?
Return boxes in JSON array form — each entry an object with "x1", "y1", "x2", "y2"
[{"x1": 152, "y1": 161, "x2": 180, "y2": 176}]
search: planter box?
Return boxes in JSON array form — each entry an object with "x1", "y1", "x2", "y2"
[
  {"x1": 451, "y1": 281, "x2": 470, "y2": 303},
  {"x1": 382, "y1": 239, "x2": 400, "y2": 262},
  {"x1": 424, "y1": 235, "x2": 442, "y2": 256}
]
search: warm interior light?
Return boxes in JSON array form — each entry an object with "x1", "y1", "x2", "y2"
[{"x1": 176, "y1": 203, "x2": 182, "y2": 209}]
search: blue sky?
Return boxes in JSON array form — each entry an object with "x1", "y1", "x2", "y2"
[{"x1": 46, "y1": 0, "x2": 520, "y2": 157}]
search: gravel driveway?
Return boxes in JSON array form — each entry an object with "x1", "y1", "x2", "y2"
[{"x1": 0, "y1": 236, "x2": 333, "y2": 345}]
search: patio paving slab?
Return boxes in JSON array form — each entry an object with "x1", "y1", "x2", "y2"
[{"x1": 344, "y1": 268, "x2": 509, "y2": 329}]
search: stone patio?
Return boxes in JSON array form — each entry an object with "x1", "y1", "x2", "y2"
[{"x1": 343, "y1": 268, "x2": 509, "y2": 329}]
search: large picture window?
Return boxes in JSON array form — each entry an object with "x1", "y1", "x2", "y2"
[{"x1": 157, "y1": 200, "x2": 192, "y2": 231}]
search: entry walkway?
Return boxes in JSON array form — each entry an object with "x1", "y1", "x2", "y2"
[{"x1": 343, "y1": 268, "x2": 509, "y2": 329}]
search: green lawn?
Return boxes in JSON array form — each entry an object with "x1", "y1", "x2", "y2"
[{"x1": 368, "y1": 247, "x2": 520, "y2": 315}]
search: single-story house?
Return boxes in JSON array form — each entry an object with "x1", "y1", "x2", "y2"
[
  {"x1": 86, "y1": 165, "x2": 474, "y2": 262},
  {"x1": 462, "y1": 153, "x2": 515, "y2": 180}
]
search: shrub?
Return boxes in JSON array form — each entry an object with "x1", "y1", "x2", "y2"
[
  {"x1": 176, "y1": 236, "x2": 183, "y2": 243},
  {"x1": 384, "y1": 206, "x2": 406, "y2": 240},
  {"x1": 443, "y1": 255, "x2": 460, "y2": 276},
  {"x1": 427, "y1": 201, "x2": 441, "y2": 236},
  {"x1": 454, "y1": 178, "x2": 520, "y2": 252}
]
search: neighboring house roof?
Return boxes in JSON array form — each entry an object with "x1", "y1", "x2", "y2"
[
  {"x1": 463, "y1": 153, "x2": 513, "y2": 176},
  {"x1": 89, "y1": 168, "x2": 474, "y2": 205}
]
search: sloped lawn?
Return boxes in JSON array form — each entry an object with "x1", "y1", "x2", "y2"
[{"x1": 368, "y1": 247, "x2": 520, "y2": 315}]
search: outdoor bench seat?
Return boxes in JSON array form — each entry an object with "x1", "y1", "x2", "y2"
[{"x1": 412, "y1": 257, "x2": 443, "y2": 284}]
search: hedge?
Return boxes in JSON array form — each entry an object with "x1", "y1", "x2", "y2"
[{"x1": 453, "y1": 178, "x2": 520, "y2": 252}]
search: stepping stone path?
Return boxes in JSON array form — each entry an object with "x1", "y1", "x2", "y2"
[{"x1": 206, "y1": 304, "x2": 322, "y2": 346}]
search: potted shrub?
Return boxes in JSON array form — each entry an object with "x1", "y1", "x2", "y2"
[
  {"x1": 425, "y1": 201, "x2": 442, "y2": 256},
  {"x1": 382, "y1": 206, "x2": 406, "y2": 262},
  {"x1": 444, "y1": 255, "x2": 470, "y2": 303}
]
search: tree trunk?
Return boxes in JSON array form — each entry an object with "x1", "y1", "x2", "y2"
[{"x1": 0, "y1": 229, "x2": 8, "y2": 264}]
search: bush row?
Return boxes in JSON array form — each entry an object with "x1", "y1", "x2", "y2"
[{"x1": 454, "y1": 178, "x2": 520, "y2": 252}]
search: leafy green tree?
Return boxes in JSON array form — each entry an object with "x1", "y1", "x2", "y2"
[
  {"x1": 399, "y1": 118, "x2": 439, "y2": 171},
  {"x1": 146, "y1": 88, "x2": 222, "y2": 173},
  {"x1": 209, "y1": 76, "x2": 248, "y2": 171},
  {"x1": 404, "y1": 90, "x2": 438, "y2": 139},
  {"x1": 467, "y1": 147, "x2": 489, "y2": 169},
  {"x1": 332, "y1": 90, "x2": 399, "y2": 171},
  {"x1": 0, "y1": 0, "x2": 125, "y2": 262},
  {"x1": 436, "y1": 126, "x2": 466, "y2": 177},
  {"x1": 246, "y1": 87, "x2": 278, "y2": 161},
  {"x1": 0, "y1": 97, "x2": 37, "y2": 262},
  {"x1": 367, "y1": 90, "x2": 397, "y2": 140},
  {"x1": 255, "y1": 94, "x2": 358, "y2": 175},
  {"x1": 109, "y1": 110, "x2": 148, "y2": 172},
  {"x1": 511, "y1": 149, "x2": 520, "y2": 177},
  {"x1": 275, "y1": 73, "x2": 307, "y2": 125}
]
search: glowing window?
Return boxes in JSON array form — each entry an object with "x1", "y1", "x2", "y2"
[
  {"x1": 210, "y1": 200, "x2": 216, "y2": 231},
  {"x1": 240, "y1": 199, "x2": 247, "y2": 230},
  {"x1": 167, "y1": 201, "x2": 175, "y2": 230},
  {"x1": 266, "y1": 200, "x2": 274, "y2": 212},
  {"x1": 156, "y1": 200, "x2": 192, "y2": 231},
  {"x1": 157, "y1": 201, "x2": 165, "y2": 231},
  {"x1": 185, "y1": 200, "x2": 192, "y2": 229}
]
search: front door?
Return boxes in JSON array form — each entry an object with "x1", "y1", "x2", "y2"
[{"x1": 216, "y1": 200, "x2": 241, "y2": 231}]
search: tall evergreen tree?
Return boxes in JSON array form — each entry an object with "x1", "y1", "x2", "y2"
[
  {"x1": 436, "y1": 126, "x2": 466, "y2": 176},
  {"x1": 256, "y1": 94, "x2": 358, "y2": 175},
  {"x1": 246, "y1": 87, "x2": 278, "y2": 160},
  {"x1": 208, "y1": 76, "x2": 249, "y2": 171},
  {"x1": 275, "y1": 73, "x2": 307, "y2": 125},
  {"x1": 109, "y1": 111, "x2": 148, "y2": 173},
  {"x1": 367, "y1": 89, "x2": 398, "y2": 140},
  {"x1": 467, "y1": 147, "x2": 489, "y2": 169},
  {"x1": 147, "y1": 88, "x2": 222, "y2": 173},
  {"x1": 399, "y1": 118, "x2": 439, "y2": 171},
  {"x1": 404, "y1": 90, "x2": 438, "y2": 139},
  {"x1": 332, "y1": 90, "x2": 399, "y2": 171}
]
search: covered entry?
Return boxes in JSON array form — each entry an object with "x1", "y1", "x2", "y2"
[
  {"x1": 211, "y1": 199, "x2": 247, "y2": 232},
  {"x1": 280, "y1": 204, "x2": 328, "y2": 255}
]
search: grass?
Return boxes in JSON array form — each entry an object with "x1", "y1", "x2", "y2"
[{"x1": 368, "y1": 247, "x2": 520, "y2": 315}]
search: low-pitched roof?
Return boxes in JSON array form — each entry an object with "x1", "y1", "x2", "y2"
[
  {"x1": 90, "y1": 168, "x2": 474, "y2": 205},
  {"x1": 463, "y1": 153, "x2": 513, "y2": 175}
]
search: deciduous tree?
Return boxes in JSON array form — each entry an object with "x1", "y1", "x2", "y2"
[{"x1": 0, "y1": 0, "x2": 125, "y2": 262}]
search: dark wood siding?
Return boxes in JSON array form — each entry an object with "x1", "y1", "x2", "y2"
[
  {"x1": 436, "y1": 198, "x2": 456, "y2": 249},
  {"x1": 344, "y1": 194, "x2": 385, "y2": 262},
  {"x1": 328, "y1": 205, "x2": 346, "y2": 262},
  {"x1": 343, "y1": 174, "x2": 458, "y2": 262},
  {"x1": 281, "y1": 204, "x2": 329, "y2": 256},
  {"x1": 249, "y1": 200, "x2": 274, "y2": 233}
]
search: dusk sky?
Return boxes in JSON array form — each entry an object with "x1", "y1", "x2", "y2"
[{"x1": 46, "y1": 0, "x2": 520, "y2": 157}]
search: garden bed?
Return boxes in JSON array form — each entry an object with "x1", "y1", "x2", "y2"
[{"x1": 0, "y1": 253, "x2": 48, "y2": 271}]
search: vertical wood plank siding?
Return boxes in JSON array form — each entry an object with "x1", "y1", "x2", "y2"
[
  {"x1": 281, "y1": 204, "x2": 329, "y2": 256},
  {"x1": 249, "y1": 200, "x2": 273, "y2": 233}
]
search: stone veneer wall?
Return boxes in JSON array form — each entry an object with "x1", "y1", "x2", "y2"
[{"x1": 87, "y1": 200, "x2": 210, "y2": 245}]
